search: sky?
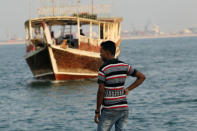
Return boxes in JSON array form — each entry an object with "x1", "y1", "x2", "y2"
[{"x1": 0, "y1": 0, "x2": 197, "y2": 40}]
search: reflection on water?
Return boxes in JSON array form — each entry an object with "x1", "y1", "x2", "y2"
[
  {"x1": 26, "y1": 78, "x2": 98, "y2": 97},
  {"x1": 27, "y1": 78, "x2": 97, "y2": 88}
]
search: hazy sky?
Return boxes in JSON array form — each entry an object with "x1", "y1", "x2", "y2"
[{"x1": 0, "y1": 0, "x2": 197, "y2": 40}]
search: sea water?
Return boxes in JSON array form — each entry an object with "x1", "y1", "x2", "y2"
[{"x1": 0, "y1": 37, "x2": 197, "y2": 131}]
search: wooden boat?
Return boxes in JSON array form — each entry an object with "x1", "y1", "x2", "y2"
[{"x1": 24, "y1": 1, "x2": 122, "y2": 80}]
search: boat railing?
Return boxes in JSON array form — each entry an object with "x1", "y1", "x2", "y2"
[
  {"x1": 80, "y1": 35, "x2": 89, "y2": 43},
  {"x1": 80, "y1": 35, "x2": 102, "y2": 46}
]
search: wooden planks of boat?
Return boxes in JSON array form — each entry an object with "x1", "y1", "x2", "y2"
[{"x1": 25, "y1": 16, "x2": 122, "y2": 80}]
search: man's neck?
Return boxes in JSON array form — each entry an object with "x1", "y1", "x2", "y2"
[{"x1": 105, "y1": 57, "x2": 115, "y2": 61}]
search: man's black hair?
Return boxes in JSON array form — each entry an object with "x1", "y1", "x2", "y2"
[{"x1": 101, "y1": 41, "x2": 116, "y2": 56}]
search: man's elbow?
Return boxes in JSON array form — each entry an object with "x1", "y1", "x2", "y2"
[
  {"x1": 142, "y1": 74, "x2": 146, "y2": 81},
  {"x1": 138, "y1": 73, "x2": 146, "y2": 82},
  {"x1": 97, "y1": 88, "x2": 105, "y2": 95}
]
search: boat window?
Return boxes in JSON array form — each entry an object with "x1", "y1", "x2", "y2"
[
  {"x1": 79, "y1": 22, "x2": 99, "y2": 39},
  {"x1": 92, "y1": 24, "x2": 99, "y2": 39},
  {"x1": 30, "y1": 25, "x2": 45, "y2": 49},
  {"x1": 80, "y1": 25, "x2": 90, "y2": 38},
  {"x1": 104, "y1": 24, "x2": 109, "y2": 39},
  {"x1": 50, "y1": 24, "x2": 79, "y2": 48}
]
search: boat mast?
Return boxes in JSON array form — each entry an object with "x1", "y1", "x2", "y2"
[
  {"x1": 91, "y1": 0, "x2": 94, "y2": 14},
  {"x1": 77, "y1": 0, "x2": 80, "y2": 16},
  {"x1": 52, "y1": 0, "x2": 55, "y2": 16},
  {"x1": 28, "y1": 0, "x2": 32, "y2": 40},
  {"x1": 29, "y1": 0, "x2": 32, "y2": 19},
  {"x1": 77, "y1": 0, "x2": 81, "y2": 46}
]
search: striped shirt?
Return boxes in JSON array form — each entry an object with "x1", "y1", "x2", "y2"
[{"x1": 98, "y1": 59, "x2": 137, "y2": 110}]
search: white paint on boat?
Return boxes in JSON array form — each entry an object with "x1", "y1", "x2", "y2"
[
  {"x1": 34, "y1": 71, "x2": 98, "y2": 78},
  {"x1": 51, "y1": 44, "x2": 120, "y2": 58},
  {"x1": 34, "y1": 72, "x2": 54, "y2": 78},
  {"x1": 42, "y1": 22, "x2": 59, "y2": 73}
]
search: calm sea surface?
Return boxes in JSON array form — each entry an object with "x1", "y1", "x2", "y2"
[{"x1": 0, "y1": 37, "x2": 197, "y2": 131}]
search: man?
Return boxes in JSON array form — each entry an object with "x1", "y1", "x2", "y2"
[
  {"x1": 80, "y1": 29, "x2": 85, "y2": 36},
  {"x1": 51, "y1": 31, "x2": 56, "y2": 45},
  {"x1": 94, "y1": 41, "x2": 146, "y2": 131}
]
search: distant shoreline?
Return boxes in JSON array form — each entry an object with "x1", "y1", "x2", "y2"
[
  {"x1": 121, "y1": 34, "x2": 197, "y2": 40},
  {"x1": 0, "y1": 34, "x2": 197, "y2": 45},
  {"x1": 0, "y1": 40, "x2": 25, "y2": 45}
]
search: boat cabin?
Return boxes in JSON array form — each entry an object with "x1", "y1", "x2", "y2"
[{"x1": 25, "y1": 16, "x2": 122, "y2": 53}]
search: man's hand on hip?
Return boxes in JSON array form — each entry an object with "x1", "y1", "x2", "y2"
[{"x1": 124, "y1": 88, "x2": 129, "y2": 95}]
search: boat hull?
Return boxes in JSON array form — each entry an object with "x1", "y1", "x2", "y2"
[
  {"x1": 55, "y1": 73, "x2": 97, "y2": 80},
  {"x1": 25, "y1": 46, "x2": 103, "y2": 80},
  {"x1": 52, "y1": 47, "x2": 102, "y2": 74},
  {"x1": 25, "y1": 47, "x2": 55, "y2": 80},
  {"x1": 25, "y1": 39, "x2": 120, "y2": 80}
]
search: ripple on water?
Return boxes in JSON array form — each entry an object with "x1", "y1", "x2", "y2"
[{"x1": 1, "y1": 38, "x2": 197, "y2": 130}]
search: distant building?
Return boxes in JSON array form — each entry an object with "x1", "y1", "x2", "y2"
[
  {"x1": 188, "y1": 27, "x2": 197, "y2": 34},
  {"x1": 151, "y1": 25, "x2": 160, "y2": 34},
  {"x1": 183, "y1": 29, "x2": 192, "y2": 34}
]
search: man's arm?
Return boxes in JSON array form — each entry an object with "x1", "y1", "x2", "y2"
[
  {"x1": 125, "y1": 71, "x2": 146, "y2": 95},
  {"x1": 94, "y1": 83, "x2": 105, "y2": 123}
]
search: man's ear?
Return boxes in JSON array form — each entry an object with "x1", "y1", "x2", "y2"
[{"x1": 106, "y1": 50, "x2": 112, "y2": 57}]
